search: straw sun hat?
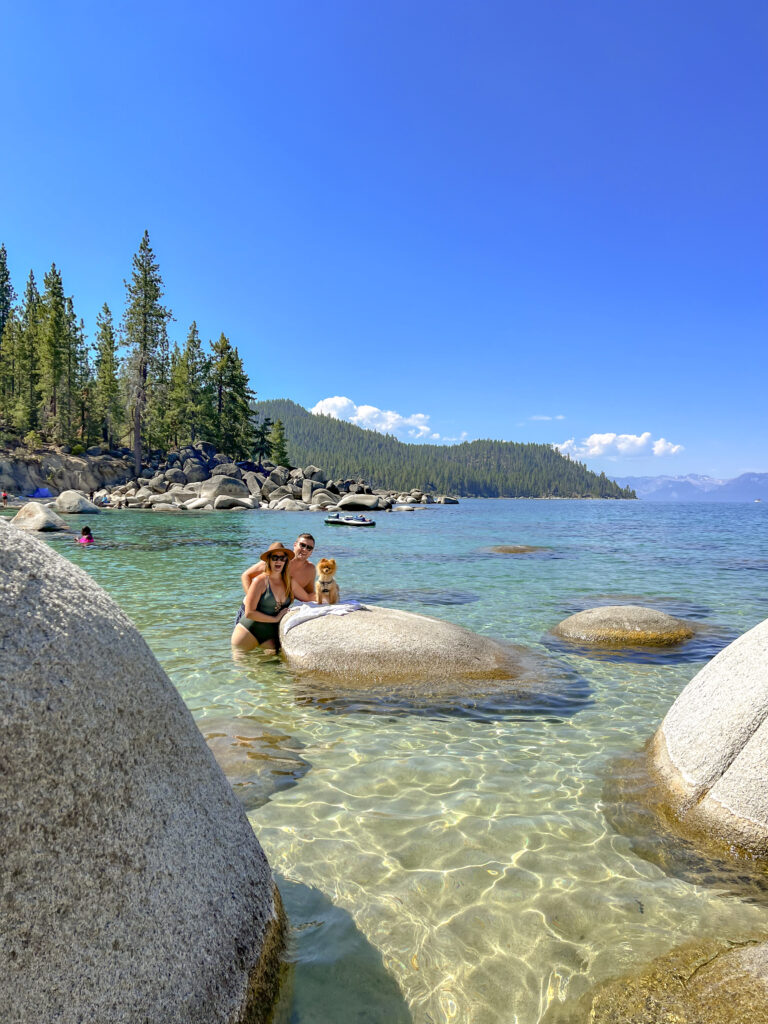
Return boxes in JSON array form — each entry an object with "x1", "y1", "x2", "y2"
[{"x1": 259, "y1": 541, "x2": 295, "y2": 562}]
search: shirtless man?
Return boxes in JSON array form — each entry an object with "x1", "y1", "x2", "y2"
[{"x1": 241, "y1": 533, "x2": 317, "y2": 603}]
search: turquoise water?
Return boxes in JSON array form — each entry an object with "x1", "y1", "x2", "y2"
[{"x1": 18, "y1": 499, "x2": 768, "y2": 1023}]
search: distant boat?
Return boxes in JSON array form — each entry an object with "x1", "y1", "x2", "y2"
[
  {"x1": 756, "y1": 499, "x2": 762, "y2": 503},
  {"x1": 325, "y1": 512, "x2": 376, "y2": 527}
]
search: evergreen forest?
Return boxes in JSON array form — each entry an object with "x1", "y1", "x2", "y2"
[
  {"x1": 255, "y1": 400, "x2": 636, "y2": 499},
  {"x1": 0, "y1": 237, "x2": 634, "y2": 498},
  {"x1": 0, "y1": 235, "x2": 274, "y2": 473}
]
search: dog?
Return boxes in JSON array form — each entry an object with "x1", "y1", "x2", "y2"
[{"x1": 314, "y1": 558, "x2": 340, "y2": 604}]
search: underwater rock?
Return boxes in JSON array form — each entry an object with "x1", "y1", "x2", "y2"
[
  {"x1": 0, "y1": 529, "x2": 285, "y2": 1023},
  {"x1": 648, "y1": 616, "x2": 768, "y2": 859},
  {"x1": 489, "y1": 544, "x2": 546, "y2": 554},
  {"x1": 545, "y1": 937, "x2": 768, "y2": 1024},
  {"x1": 553, "y1": 605, "x2": 694, "y2": 646}
]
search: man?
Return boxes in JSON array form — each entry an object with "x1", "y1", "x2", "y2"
[{"x1": 241, "y1": 533, "x2": 317, "y2": 602}]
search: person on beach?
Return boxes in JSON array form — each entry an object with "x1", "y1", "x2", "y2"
[
  {"x1": 2, "y1": 490, "x2": 7, "y2": 508},
  {"x1": 231, "y1": 541, "x2": 294, "y2": 651},
  {"x1": 77, "y1": 526, "x2": 95, "y2": 545},
  {"x1": 241, "y1": 533, "x2": 317, "y2": 602}
]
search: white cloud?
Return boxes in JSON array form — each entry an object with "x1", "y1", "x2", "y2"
[
  {"x1": 652, "y1": 437, "x2": 684, "y2": 456},
  {"x1": 311, "y1": 396, "x2": 432, "y2": 438},
  {"x1": 554, "y1": 431, "x2": 684, "y2": 459},
  {"x1": 530, "y1": 414, "x2": 565, "y2": 421}
]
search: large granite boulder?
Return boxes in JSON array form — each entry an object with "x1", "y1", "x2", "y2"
[
  {"x1": 544, "y1": 937, "x2": 768, "y2": 1024},
  {"x1": 0, "y1": 529, "x2": 286, "y2": 1023},
  {"x1": 214, "y1": 495, "x2": 256, "y2": 510},
  {"x1": 280, "y1": 605, "x2": 516, "y2": 683},
  {"x1": 553, "y1": 605, "x2": 694, "y2": 646},
  {"x1": 182, "y1": 460, "x2": 209, "y2": 483},
  {"x1": 648, "y1": 616, "x2": 768, "y2": 858},
  {"x1": 211, "y1": 463, "x2": 242, "y2": 479},
  {"x1": 337, "y1": 493, "x2": 388, "y2": 512},
  {"x1": 11, "y1": 502, "x2": 69, "y2": 531},
  {"x1": 55, "y1": 489, "x2": 101, "y2": 514},
  {"x1": 200, "y1": 475, "x2": 250, "y2": 501}
]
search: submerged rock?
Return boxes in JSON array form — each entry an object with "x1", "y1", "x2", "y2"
[
  {"x1": 0, "y1": 529, "x2": 286, "y2": 1023},
  {"x1": 489, "y1": 544, "x2": 546, "y2": 554},
  {"x1": 544, "y1": 937, "x2": 768, "y2": 1024},
  {"x1": 553, "y1": 605, "x2": 694, "y2": 646},
  {"x1": 648, "y1": 616, "x2": 768, "y2": 859},
  {"x1": 11, "y1": 501, "x2": 69, "y2": 531}
]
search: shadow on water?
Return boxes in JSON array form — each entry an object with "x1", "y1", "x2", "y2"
[
  {"x1": 193, "y1": 710, "x2": 311, "y2": 812},
  {"x1": 270, "y1": 878, "x2": 412, "y2": 1024},
  {"x1": 351, "y1": 588, "x2": 480, "y2": 607},
  {"x1": 543, "y1": 628, "x2": 737, "y2": 666},
  {"x1": 602, "y1": 749, "x2": 768, "y2": 907},
  {"x1": 288, "y1": 662, "x2": 593, "y2": 723}
]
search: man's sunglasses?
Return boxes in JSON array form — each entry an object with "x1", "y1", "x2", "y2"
[{"x1": 297, "y1": 542, "x2": 314, "y2": 551}]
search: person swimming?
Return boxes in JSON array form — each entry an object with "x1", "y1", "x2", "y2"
[{"x1": 77, "y1": 526, "x2": 95, "y2": 545}]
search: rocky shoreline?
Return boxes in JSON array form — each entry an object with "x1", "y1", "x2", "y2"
[{"x1": 0, "y1": 441, "x2": 459, "y2": 513}]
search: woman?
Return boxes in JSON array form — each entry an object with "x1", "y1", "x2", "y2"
[{"x1": 231, "y1": 541, "x2": 294, "y2": 651}]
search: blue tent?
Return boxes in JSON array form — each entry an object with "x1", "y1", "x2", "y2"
[{"x1": 29, "y1": 487, "x2": 53, "y2": 499}]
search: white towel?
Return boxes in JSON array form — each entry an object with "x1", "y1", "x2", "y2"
[{"x1": 282, "y1": 600, "x2": 366, "y2": 633}]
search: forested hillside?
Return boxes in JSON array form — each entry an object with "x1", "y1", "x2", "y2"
[{"x1": 255, "y1": 399, "x2": 635, "y2": 499}]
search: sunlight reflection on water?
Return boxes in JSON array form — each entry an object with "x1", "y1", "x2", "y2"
[{"x1": 33, "y1": 499, "x2": 768, "y2": 1023}]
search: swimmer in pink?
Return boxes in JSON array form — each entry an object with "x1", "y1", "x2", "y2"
[{"x1": 77, "y1": 526, "x2": 95, "y2": 545}]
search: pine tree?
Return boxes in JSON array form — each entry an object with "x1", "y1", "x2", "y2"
[
  {"x1": 0, "y1": 310, "x2": 20, "y2": 427},
  {"x1": 0, "y1": 243, "x2": 16, "y2": 350},
  {"x1": 168, "y1": 322, "x2": 213, "y2": 446},
  {"x1": 252, "y1": 414, "x2": 273, "y2": 463},
  {"x1": 122, "y1": 231, "x2": 173, "y2": 474},
  {"x1": 37, "y1": 264, "x2": 70, "y2": 440},
  {"x1": 209, "y1": 333, "x2": 255, "y2": 459},
  {"x1": 14, "y1": 271, "x2": 41, "y2": 433},
  {"x1": 93, "y1": 303, "x2": 121, "y2": 448},
  {"x1": 268, "y1": 418, "x2": 290, "y2": 467}
]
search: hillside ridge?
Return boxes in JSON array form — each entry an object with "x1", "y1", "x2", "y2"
[{"x1": 255, "y1": 399, "x2": 635, "y2": 499}]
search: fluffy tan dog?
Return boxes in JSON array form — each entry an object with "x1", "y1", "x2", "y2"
[{"x1": 314, "y1": 558, "x2": 340, "y2": 604}]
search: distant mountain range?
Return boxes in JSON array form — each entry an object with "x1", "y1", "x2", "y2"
[{"x1": 612, "y1": 473, "x2": 768, "y2": 502}]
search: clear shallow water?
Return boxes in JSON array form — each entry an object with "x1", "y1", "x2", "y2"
[{"x1": 17, "y1": 499, "x2": 768, "y2": 1023}]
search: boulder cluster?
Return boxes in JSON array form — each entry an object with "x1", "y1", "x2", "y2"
[
  {"x1": 104, "y1": 443, "x2": 458, "y2": 512},
  {"x1": 1, "y1": 441, "x2": 459, "y2": 513}
]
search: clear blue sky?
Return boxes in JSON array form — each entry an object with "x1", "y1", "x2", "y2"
[{"x1": 2, "y1": 1, "x2": 765, "y2": 478}]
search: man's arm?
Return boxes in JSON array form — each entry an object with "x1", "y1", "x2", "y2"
[{"x1": 241, "y1": 560, "x2": 266, "y2": 594}]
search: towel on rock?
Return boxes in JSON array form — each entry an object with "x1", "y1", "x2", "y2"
[{"x1": 282, "y1": 600, "x2": 366, "y2": 633}]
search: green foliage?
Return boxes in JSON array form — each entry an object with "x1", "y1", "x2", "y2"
[
  {"x1": 209, "y1": 333, "x2": 255, "y2": 459},
  {"x1": 93, "y1": 303, "x2": 121, "y2": 448},
  {"x1": 71, "y1": 443, "x2": 85, "y2": 455},
  {"x1": 121, "y1": 230, "x2": 173, "y2": 472},
  {"x1": 268, "y1": 418, "x2": 290, "y2": 467},
  {"x1": 255, "y1": 399, "x2": 636, "y2": 499},
  {"x1": 23, "y1": 429, "x2": 44, "y2": 449},
  {"x1": 168, "y1": 322, "x2": 214, "y2": 446},
  {"x1": 251, "y1": 413, "x2": 273, "y2": 462},
  {"x1": 0, "y1": 243, "x2": 16, "y2": 344}
]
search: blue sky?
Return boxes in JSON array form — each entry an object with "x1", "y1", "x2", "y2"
[{"x1": 2, "y1": 1, "x2": 765, "y2": 479}]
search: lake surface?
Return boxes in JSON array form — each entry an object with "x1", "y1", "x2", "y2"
[{"x1": 19, "y1": 499, "x2": 768, "y2": 1023}]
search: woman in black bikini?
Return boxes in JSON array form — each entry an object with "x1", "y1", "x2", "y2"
[{"x1": 231, "y1": 542, "x2": 294, "y2": 651}]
